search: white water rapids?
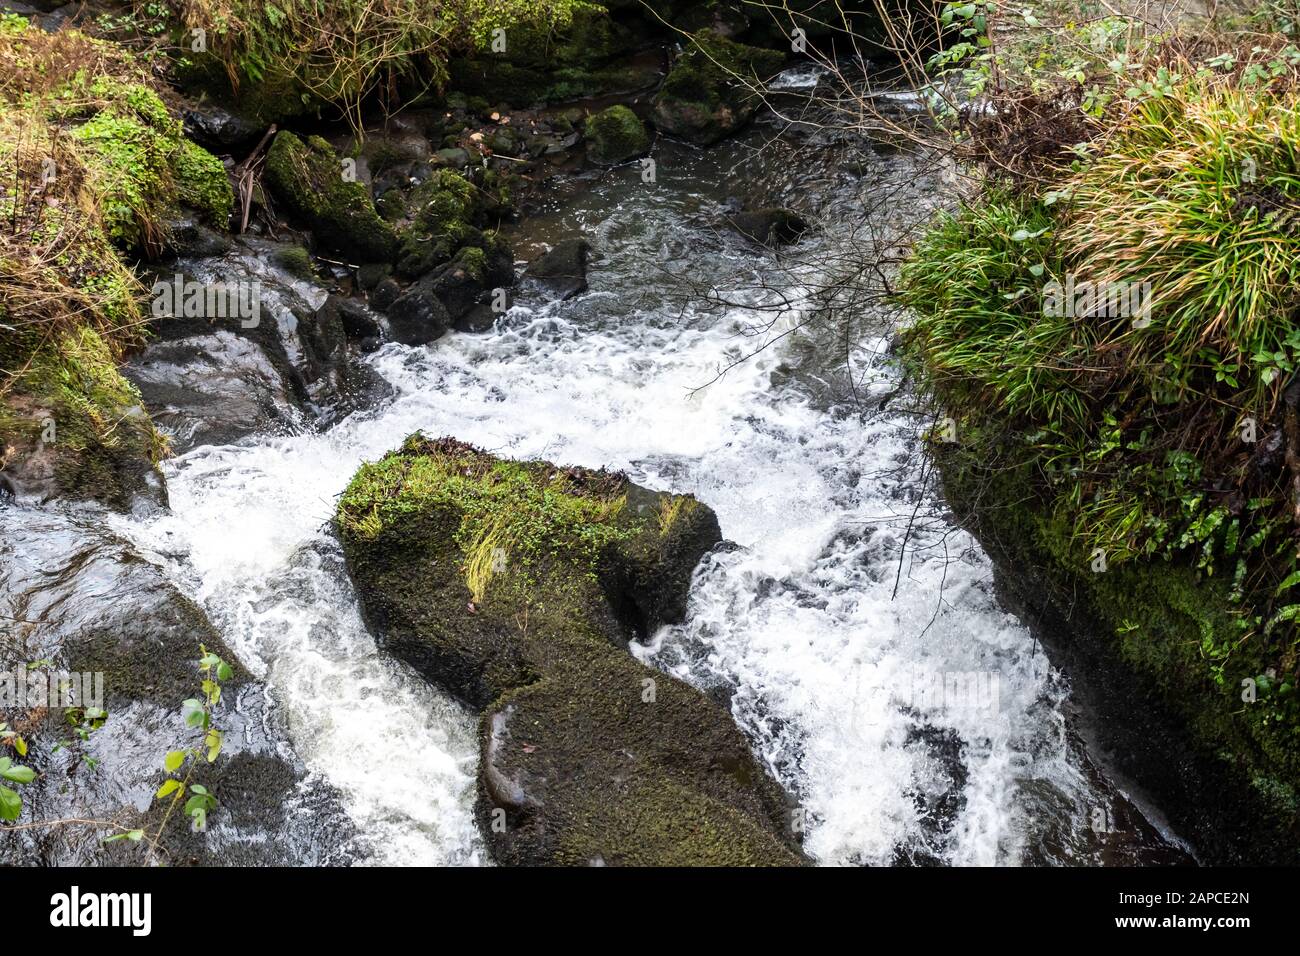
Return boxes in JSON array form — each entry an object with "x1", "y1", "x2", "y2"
[{"x1": 107, "y1": 135, "x2": 1177, "y2": 866}]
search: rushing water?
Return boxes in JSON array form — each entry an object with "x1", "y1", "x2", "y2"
[{"x1": 98, "y1": 116, "x2": 1188, "y2": 865}]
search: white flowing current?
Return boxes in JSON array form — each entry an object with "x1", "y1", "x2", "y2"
[{"x1": 110, "y1": 139, "x2": 1168, "y2": 866}]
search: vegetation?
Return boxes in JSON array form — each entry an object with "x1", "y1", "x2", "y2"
[
  {"x1": 898, "y1": 1, "x2": 1300, "y2": 833},
  {"x1": 159, "y1": 0, "x2": 596, "y2": 127},
  {"x1": 0, "y1": 16, "x2": 229, "y2": 507}
]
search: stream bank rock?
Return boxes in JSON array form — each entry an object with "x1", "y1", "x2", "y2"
[
  {"x1": 264, "y1": 132, "x2": 397, "y2": 263},
  {"x1": 653, "y1": 29, "x2": 786, "y2": 145},
  {"x1": 337, "y1": 435, "x2": 802, "y2": 865},
  {"x1": 0, "y1": 505, "x2": 353, "y2": 865}
]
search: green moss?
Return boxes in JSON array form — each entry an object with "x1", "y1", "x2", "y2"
[
  {"x1": 174, "y1": 138, "x2": 233, "y2": 226},
  {"x1": 929, "y1": 418, "x2": 1300, "y2": 845},
  {"x1": 2, "y1": 327, "x2": 166, "y2": 509},
  {"x1": 271, "y1": 244, "x2": 314, "y2": 278},
  {"x1": 584, "y1": 104, "x2": 649, "y2": 165},
  {"x1": 394, "y1": 168, "x2": 481, "y2": 278},
  {"x1": 264, "y1": 132, "x2": 397, "y2": 262}
]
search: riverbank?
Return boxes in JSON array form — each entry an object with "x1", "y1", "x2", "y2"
[{"x1": 899, "y1": 4, "x2": 1300, "y2": 862}]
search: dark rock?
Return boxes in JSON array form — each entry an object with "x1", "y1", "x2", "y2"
[
  {"x1": 419, "y1": 259, "x2": 484, "y2": 321},
  {"x1": 370, "y1": 278, "x2": 402, "y2": 312},
  {"x1": 386, "y1": 284, "x2": 453, "y2": 346},
  {"x1": 525, "y1": 238, "x2": 589, "y2": 300},
  {"x1": 183, "y1": 102, "x2": 265, "y2": 154},
  {"x1": 163, "y1": 213, "x2": 233, "y2": 259},
  {"x1": 337, "y1": 437, "x2": 804, "y2": 866},
  {"x1": 456, "y1": 303, "x2": 500, "y2": 334},
  {"x1": 727, "y1": 207, "x2": 809, "y2": 245},
  {"x1": 318, "y1": 294, "x2": 382, "y2": 342}
]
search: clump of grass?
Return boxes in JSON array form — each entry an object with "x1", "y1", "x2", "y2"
[{"x1": 1063, "y1": 73, "x2": 1300, "y2": 412}]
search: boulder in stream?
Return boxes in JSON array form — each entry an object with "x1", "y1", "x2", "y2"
[
  {"x1": 337, "y1": 435, "x2": 803, "y2": 865},
  {"x1": 524, "y1": 238, "x2": 590, "y2": 300},
  {"x1": 726, "y1": 207, "x2": 809, "y2": 245},
  {"x1": 585, "y1": 105, "x2": 650, "y2": 166}
]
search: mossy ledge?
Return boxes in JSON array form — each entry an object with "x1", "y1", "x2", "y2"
[
  {"x1": 930, "y1": 428, "x2": 1300, "y2": 863},
  {"x1": 337, "y1": 434, "x2": 804, "y2": 865}
]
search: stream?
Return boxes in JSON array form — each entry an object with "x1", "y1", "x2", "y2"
[{"x1": 8, "y1": 99, "x2": 1190, "y2": 866}]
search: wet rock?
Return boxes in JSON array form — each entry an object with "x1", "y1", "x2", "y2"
[
  {"x1": 162, "y1": 213, "x2": 234, "y2": 259},
  {"x1": 525, "y1": 238, "x2": 589, "y2": 300},
  {"x1": 455, "y1": 303, "x2": 500, "y2": 334},
  {"x1": 337, "y1": 436, "x2": 804, "y2": 866},
  {"x1": 370, "y1": 277, "x2": 402, "y2": 312},
  {"x1": 727, "y1": 207, "x2": 809, "y2": 245},
  {"x1": 0, "y1": 506, "x2": 354, "y2": 866},
  {"x1": 585, "y1": 105, "x2": 650, "y2": 166},
  {"x1": 182, "y1": 102, "x2": 265, "y2": 154},
  {"x1": 386, "y1": 284, "x2": 453, "y2": 346},
  {"x1": 653, "y1": 30, "x2": 786, "y2": 145},
  {"x1": 122, "y1": 327, "x2": 304, "y2": 451},
  {"x1": 319, "y1": 294, "x2": 382, "y2": 342}
]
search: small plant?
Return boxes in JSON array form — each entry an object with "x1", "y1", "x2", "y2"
[{"x1": 146, "y1": 645, "x2": 231, "y2": 842}]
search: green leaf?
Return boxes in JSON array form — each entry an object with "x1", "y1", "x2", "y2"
[
  {"x1": 0, "y1": 764, "x2": 35, "y2": 784},
  {"x1": 164, "y1": 749, "x2": 187, "y2": 772},
  {"x1": 190, "y1": 784, "x2": 208, "y2": 796},
  {"x1": 156, "y1": 779, "x2": 181, "y2": 799},
  {"x1": 205, "y1": 730, "x2": 224, "y2": 764},
  {"x1": 181, "y1": 699, "x2": 205, "y2": 729},
  {"x1": 0, "y1": 784, "x2": 20, "y2": 821},
  {"x1": 216, "y1": 661, "x2": 234, "y2": 682}
]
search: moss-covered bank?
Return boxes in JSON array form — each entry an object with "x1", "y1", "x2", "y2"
[
  {"x1": 930, "y1": 426, "x2": 1299, "y2": 862},
  {"x1": 0, "y1": 17, "x2": 232, "y2": 509},
  {"x1": 337, "y1": 434, "x2": 803, "y2": 865}
]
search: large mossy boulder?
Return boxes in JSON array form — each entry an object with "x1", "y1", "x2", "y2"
[
  {"x1": 337, "y1": 435, "x2": 803, "y2": 865},
  {"x1": 652, "y1": 30, "x2": 786, "y2": 145},
  {"x1": 264, "y1": 132, "x2": 397, "y2": 263},
  {"x1": 585, "y1": 105, "x2": 650, "y2": 165}
]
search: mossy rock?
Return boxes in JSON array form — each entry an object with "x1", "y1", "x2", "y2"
[
  {"x1": 585, "y1": 105, "x2": 650, "y2": 165},
  {"x1": 69, "y1": 82, "x2": 233, "y2": 251},
  {"x1": 263, "y1": 132, "x2": 397, "y2": 263},
  {"x1": 394, "y1": 168, "x2": 484, "y2": 279},
  {"x1": 0, "y1": 326, "x2": 167, "y2": 511},
  {"x1": 337, "y1": 435, "x2": 803, "y2": 865},
  {"x1": 929, "y1": 419, "x2": 1300, "y2": 863},
  {"x1": 652, "y1": 29, "x2": 786, "y2": 145}
]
